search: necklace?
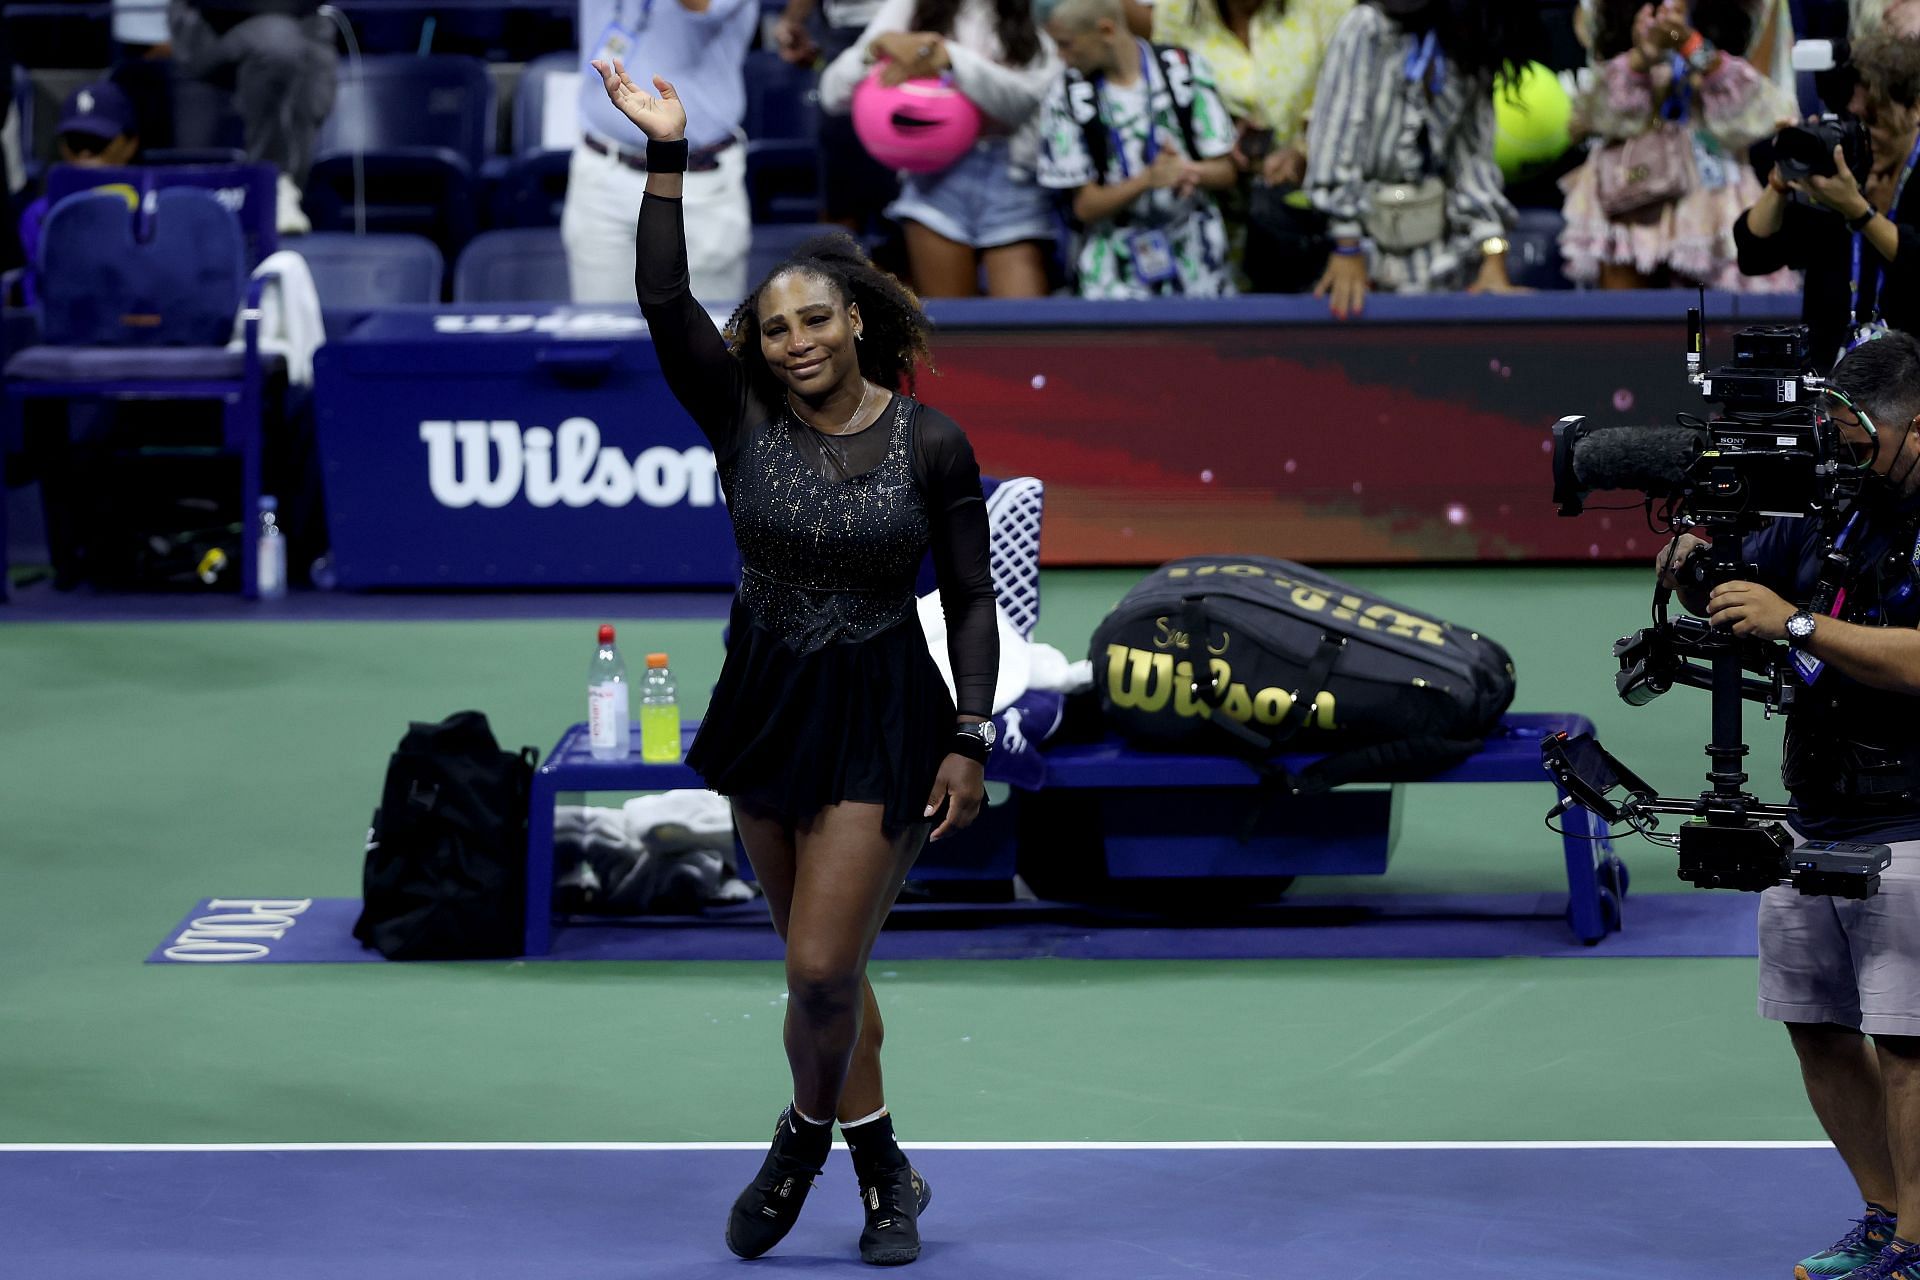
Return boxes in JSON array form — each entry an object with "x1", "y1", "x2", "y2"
[{"x1": 788, "y1": 380, "x2": 873, "y2": 437}]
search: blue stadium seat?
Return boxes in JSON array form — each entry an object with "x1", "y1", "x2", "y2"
[
  {"x1": 144, "y1": 148, "x2": 251, "y2": 166},
  {"x1": 3, "y1": 188, "x2": 279, "y2": 599},
  {"x1": 493, "y1": 51, "x2": 578, "y2": 228},
  {"x1": 305, "y1": 55, "x2": 495, "y2": 258},
  {"x1": 513, "y1": 51, "x2": 580, "y2": 156},
  {"x1": 293, "y1": 232, "x2": 445, "y2": 310},
  {"x1": 743, "y1": 50, "x2": 822, "y2": 223},
  {"x1": 746, "y1": 222, "x2": 849, "y2": 289},
  {"x1": 45, "y1": 162, "x2": 280, "y2": 270},
  {"x1": 452, "y1": 227, "x2": 571, "y2": 302}
]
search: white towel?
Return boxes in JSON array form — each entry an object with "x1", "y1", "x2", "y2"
[
  {"x1": 917, "y1": 592, "x2": 1030, "y2": 714},
  {"x1": 623, "y1": 790, "x2": 734, "y2": 852},
  {"x1": 230, "y1": 249, "x2": 325, "y2": 387}
]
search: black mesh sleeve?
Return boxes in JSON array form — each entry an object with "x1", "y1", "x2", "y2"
[
  {"x1": 915, "y1": 406, "x2": 999, "y2": 720},
  {"x1": 635, "y1": 194, "x2": 750, "y2": 459}
]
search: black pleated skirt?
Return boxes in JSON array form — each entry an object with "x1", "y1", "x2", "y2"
[{"x1": 687, "y1": 599, "x2": 956, "y2": 831}]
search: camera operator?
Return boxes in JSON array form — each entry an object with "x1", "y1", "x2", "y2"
[
  {"x1": 1658, "y1": 330, "x2": 1920, "y2": 1276},
  {"x1": 1735, "y1": 33, "x2": 1920, "y2": 371}
]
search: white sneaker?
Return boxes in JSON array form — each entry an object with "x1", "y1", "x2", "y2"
[{"x1": 275, "y1": 173, "x2": 311, "y2": 236}]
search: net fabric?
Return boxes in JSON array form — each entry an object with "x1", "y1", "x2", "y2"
[{"x1": 985, "y1": 476, "x2": 1044, "y2": 640}]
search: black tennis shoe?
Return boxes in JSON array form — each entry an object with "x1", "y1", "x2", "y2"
[
  {"x1": 724, "y1": 1107, "x2": 830, "y2": 1259},
  {"x1": 856, "y1": 1162, "x2": 931, "y2": 1266}
]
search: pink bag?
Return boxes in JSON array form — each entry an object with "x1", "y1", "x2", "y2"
[{"x1": 1594, "y1": 124, "x2": 1696, "y2": 218}]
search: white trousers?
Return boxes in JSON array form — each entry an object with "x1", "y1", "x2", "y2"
[{"x1": 560, "y1": 135, "x2": 751, "y2": 306}]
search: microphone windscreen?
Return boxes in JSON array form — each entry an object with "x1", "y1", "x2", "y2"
[{"x1": 1571, "y1": 425, "x2": 1705, "y2": 495}]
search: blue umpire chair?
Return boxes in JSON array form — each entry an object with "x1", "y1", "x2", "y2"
[
  {"x1": 1, "y1": 188, "x2": 281, "y2": 602},
  {"x1": 304, "y1": 55, "x2": 495, "y2": 261}
]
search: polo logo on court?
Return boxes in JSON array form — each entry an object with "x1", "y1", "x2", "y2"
[
  {"x1": 420, "y1": 418, "x2": 720, "y2": 510},
  {"x1": 162, "y1": 899, "x2": 313, "y2": 963}
]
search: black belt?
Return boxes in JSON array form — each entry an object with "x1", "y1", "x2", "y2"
[{"x1": 584, "y1": 132, "x2": 734, "y2": 174}]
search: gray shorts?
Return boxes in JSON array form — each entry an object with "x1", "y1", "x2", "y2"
[{"x1": 1758, "y1": 831, "x2": 1920, "y2": 1036}]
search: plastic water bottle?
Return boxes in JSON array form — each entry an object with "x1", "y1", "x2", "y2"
[
  {"x1": 256, "y1": 496, "x2": 286, "y2": 600},
  {"x1": 639, "y1": 652, "x2": 681, "y2": 763},
  {"x1": 588, "y1": 624, "x2": 630, "y2": 761}
]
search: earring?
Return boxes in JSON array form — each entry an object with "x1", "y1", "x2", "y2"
[{"x1": 855, "y1": 330, "x2": 864, "y2": 341}]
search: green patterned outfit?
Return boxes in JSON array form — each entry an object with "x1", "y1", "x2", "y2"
[{"x1": 1037, "y1": 42, "x2": 1238, "y2": 299}]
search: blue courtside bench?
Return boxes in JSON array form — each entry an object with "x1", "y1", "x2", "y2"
[{"x1": 523, "y1": 710, "x2": 1624, "y2": 957}]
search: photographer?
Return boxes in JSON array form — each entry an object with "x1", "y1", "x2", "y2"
[
  {"x1": 1657, "y1": 331, "x2": 1920, "y2": 1278},
  {"x1": 1734, "y1": 33, "x2": 1920, "y2": 370}
]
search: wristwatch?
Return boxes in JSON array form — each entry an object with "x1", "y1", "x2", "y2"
[
  {"x1": 952, "y1": 720, "x2": 996, "y2": 763},
  {"x1": 1785, "y1": 610, "x2": 1818, "y2": 649}
]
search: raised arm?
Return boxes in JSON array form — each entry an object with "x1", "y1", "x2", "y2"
[{"x1": 594, "y1": 59, "x2": 749, "y2": 452}]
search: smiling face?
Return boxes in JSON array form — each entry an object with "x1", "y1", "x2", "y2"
[{"x1": 756, "y1": 269, "x2": 864, "y2": 399}]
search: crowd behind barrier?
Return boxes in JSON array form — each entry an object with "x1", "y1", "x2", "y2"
[{"x1": 0, "y1": 0, "x2": 1912, "y2": 596}]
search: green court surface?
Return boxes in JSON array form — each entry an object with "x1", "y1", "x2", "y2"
[{"x1": 0, "y1": 566, "x2": 1818, "y2": 1145}]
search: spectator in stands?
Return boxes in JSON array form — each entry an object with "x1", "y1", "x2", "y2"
[
  {"x1": 167, "y1": 0, "x2": 339, "y2": 235},
  {"x1": 1149, "y1": 0, "x2": 1352, "y2": 290},
  {"x1": 818, "y1": 0, "x2": 1061, "y2": 297},
  {"x1": 773, "y1": 0, "x2": 902, "y2": 240},
  {"x1": 563, "y1": 0, "x2": 756, "y2": 303},
  {"x1": 1559, "y1": 0, "x2": 1796, "y2": 292},
  {"x1": 1036, "y1": 0, "x2": 1239, "y2": 297},
  {"x1": 1150, "y1": 0, "x2": 1350, "y2": 193},
  {"x1": 1735, "y1": 31, "x2": 1920, "y2": 369},
  {"x1": 1303, "y1": 0, "x2": 1544, "y2": 319},
  {"x1": 16, "y1": 82, "x2": 142, "y2": 308}
]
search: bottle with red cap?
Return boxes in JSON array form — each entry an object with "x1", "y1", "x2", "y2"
[{"x1": 587, "y1": 623, "x2": 630, "y2": 761}]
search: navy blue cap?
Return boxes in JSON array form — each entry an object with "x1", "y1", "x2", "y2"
[{"x1": 57, "y1": 82, "x2": 137, "y2": 142}]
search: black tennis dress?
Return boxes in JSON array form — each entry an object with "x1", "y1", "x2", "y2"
[{"x1": 635, "y1": 195, "x2": 998, "y2": 830}]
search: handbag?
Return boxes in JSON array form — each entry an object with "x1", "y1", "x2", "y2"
[
  {"x1": 1594, "y1": 123, "x2": 1696, "y2": 218},
  {"x1": 1363, "y1": 175, "x2": 1448, "y2": 252},
  {"x1": 1243, "y1": 182, "x2": 1330, "y2": 294}
]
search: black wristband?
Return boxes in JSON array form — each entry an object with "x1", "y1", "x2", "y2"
[
  {"x1": 1849, "y1": 206, "x2": 1877, "y2": 232},
  {"x1": 647, "y1": 137, "x2": 690, "y2": 173},
  {"x1": 949, "y1": 733, "x2": 989, "y2": 765}
]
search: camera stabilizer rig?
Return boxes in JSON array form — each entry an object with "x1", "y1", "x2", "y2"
[{"x1": 1543, "y1": 311, "x2": 1891, "y2": 898}]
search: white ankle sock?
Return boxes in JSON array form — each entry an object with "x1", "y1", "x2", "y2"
[
  {"x1": 791, "y1": 1104, "x2": 832, "y2": 1128},
  {"x1": 840, "y1": 1106, "x2": 889, "y2": 1130}
]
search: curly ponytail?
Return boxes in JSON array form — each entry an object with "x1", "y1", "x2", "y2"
[{"x1": 723, "y1": 233, "x2": 936, "y2": 405}]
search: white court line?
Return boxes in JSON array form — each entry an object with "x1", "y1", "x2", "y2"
[{"x1": 0, "y1": 1141, "x2": 1837, "y2": 1153}]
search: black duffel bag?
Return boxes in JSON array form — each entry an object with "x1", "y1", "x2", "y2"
[
  {"x1": 352, "y1": 711, "x2": 539, "y2": 960},
  {"x1": 1089, "y1": 556, "x2": 1516, "y2": 793}
]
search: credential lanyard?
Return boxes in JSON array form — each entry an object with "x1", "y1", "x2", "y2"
[
  {"x1": 1101, "y1": 40, "x2": 1158, "y2": 180},
  {"x1": 1851, "y1": 130, "x2": 1920, "y2": 329}
]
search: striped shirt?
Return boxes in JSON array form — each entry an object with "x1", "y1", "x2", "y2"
[{"x1": 1303, "y1": 3, "x2": 1513, "y2": 291}]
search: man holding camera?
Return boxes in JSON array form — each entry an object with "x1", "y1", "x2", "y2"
[
  {"x1": 1737, "y1": 33, "x2": 1920, "y2": 371},
  {"x1": 1659, "y1": 331, "x2": 1920, "y2": 1280}
]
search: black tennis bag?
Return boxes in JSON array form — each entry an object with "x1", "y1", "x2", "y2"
[
  {"x1": 1089, "y1": 556, "x2": 1516, "y2": 792},
  {"x1": 352, "y1": 711, "x2": 539, "y2": 960}
]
